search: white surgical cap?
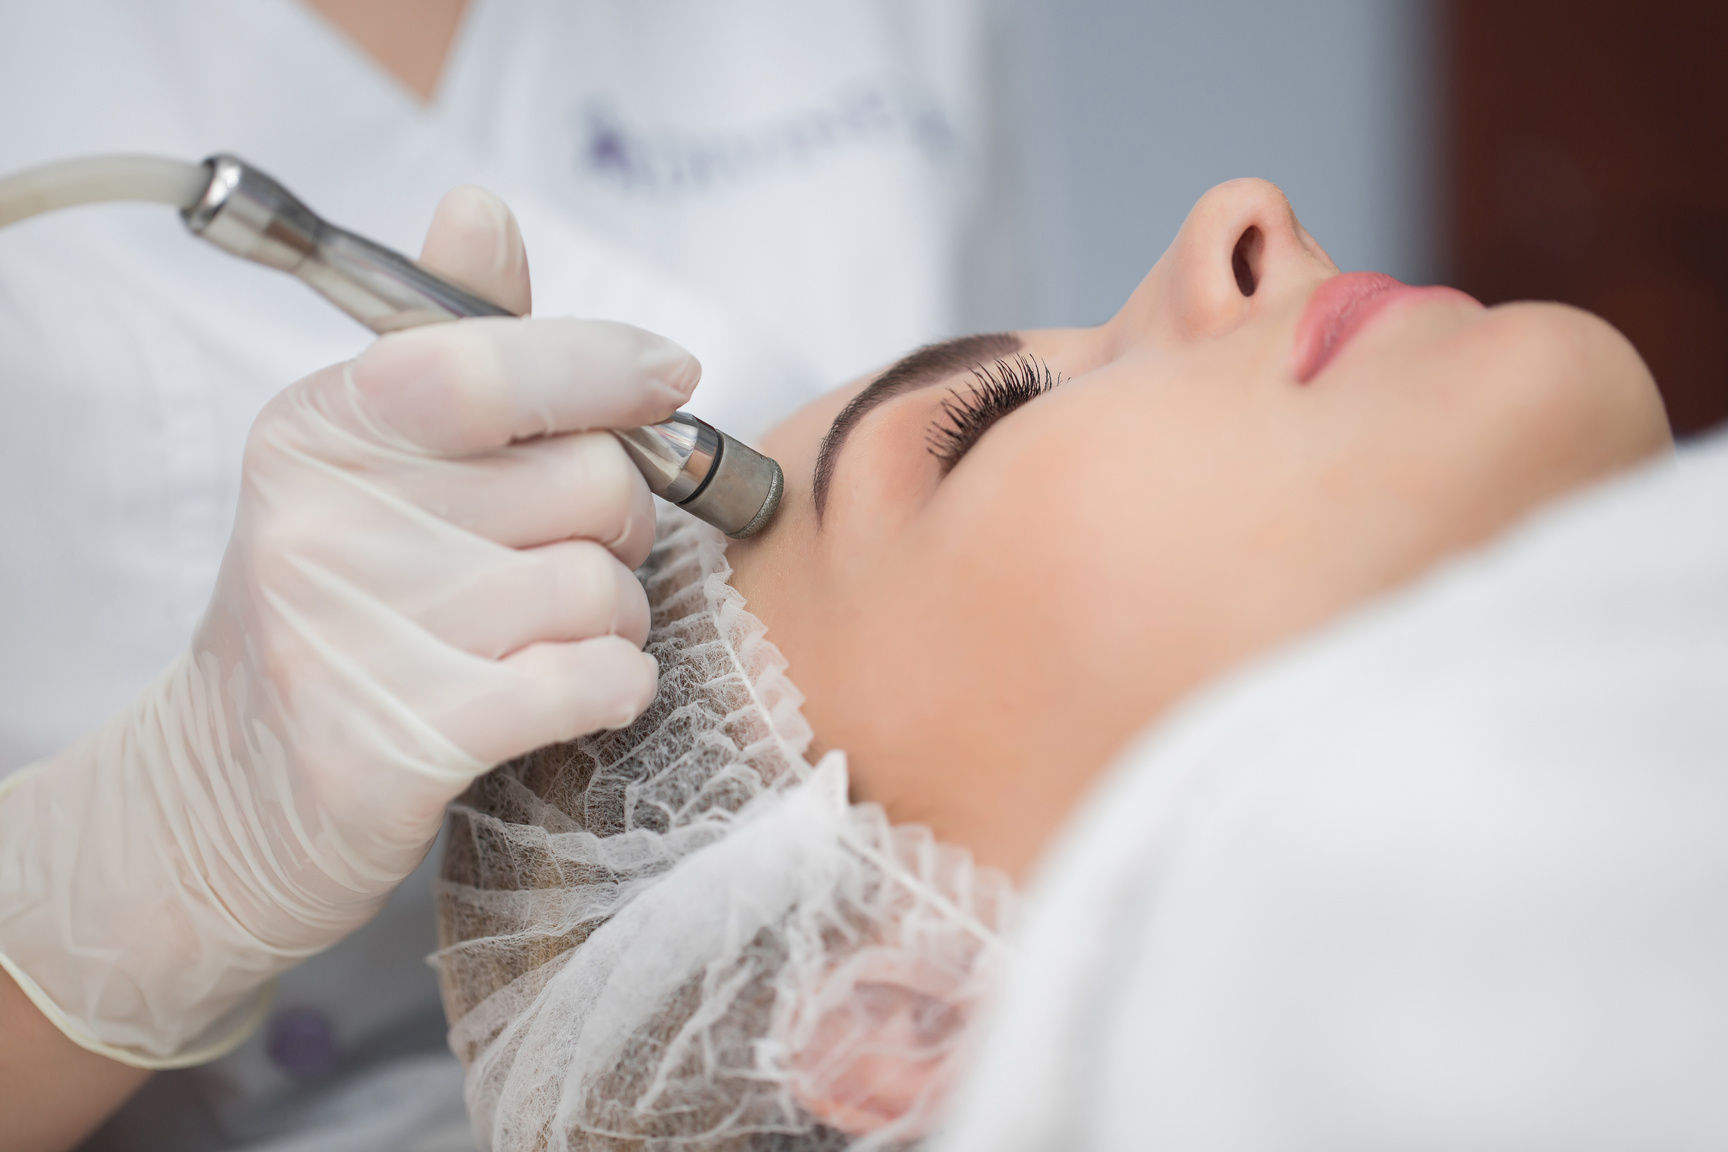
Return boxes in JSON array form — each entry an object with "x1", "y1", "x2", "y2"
[{"x1": 435, "y1": 509, "x2": 1013, "y2": 1151}]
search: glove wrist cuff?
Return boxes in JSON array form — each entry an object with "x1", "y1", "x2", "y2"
[
  {"x1": 0, "y1": 948, "x2": 273, "y2": 1068},
  {"x1": 0, "y1": 668, "x2": 310, "y2": 1061}
]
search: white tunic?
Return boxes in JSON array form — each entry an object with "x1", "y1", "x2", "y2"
[
  {"x1": 936, "y1": 432, "x2": 1728, "y2": 1151},
  {"x1": 0, "y1": 2, "x2": 1039, "y2": 1146}
]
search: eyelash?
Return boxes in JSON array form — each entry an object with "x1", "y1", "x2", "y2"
[{"x1": 926, "y1": 355, "x2": 1061, "y2": 475}]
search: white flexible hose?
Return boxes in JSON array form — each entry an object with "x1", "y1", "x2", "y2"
[{"x1": 0, "y1": 155, "x2": 206, "y2": 230}]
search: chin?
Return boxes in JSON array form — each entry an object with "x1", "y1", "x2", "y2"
[{"x1": 1471, "y1": 301, "x2": 1670, "y2": 469}]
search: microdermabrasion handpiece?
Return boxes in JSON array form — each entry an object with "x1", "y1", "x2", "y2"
[{"x1": 181, "y1": 154, "x2": 782, "y2": 538}]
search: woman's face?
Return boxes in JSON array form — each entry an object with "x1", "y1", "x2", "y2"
[{"x1": 728, "y1": 179, "x2": 1669, "y2": 880}]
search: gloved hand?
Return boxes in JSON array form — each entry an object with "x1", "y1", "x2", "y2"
[{"x1": 0, "y1": 187, "x2": 694, "y2": 1066}]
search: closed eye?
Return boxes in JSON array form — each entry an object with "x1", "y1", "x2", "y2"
[{"x1": 926, "y1": 355, "x2": 1062, "y2": 475}]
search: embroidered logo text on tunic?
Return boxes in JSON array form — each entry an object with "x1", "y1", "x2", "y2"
[{"x1": 575, "y1": 79, "x2": 961, "y2": 197}]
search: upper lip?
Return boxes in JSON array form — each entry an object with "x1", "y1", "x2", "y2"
[{"x1": 1291, "y1": 272, "x2": 1479, "y2": 383}]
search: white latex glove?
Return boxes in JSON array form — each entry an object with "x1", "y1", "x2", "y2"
[{"x1": 0, "y1": 187, "x2": 693, "y2": 1067}]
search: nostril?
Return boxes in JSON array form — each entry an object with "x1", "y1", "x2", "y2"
[{"x1": 1232, "y1": 226, "x2": 1263, "y2": 297}]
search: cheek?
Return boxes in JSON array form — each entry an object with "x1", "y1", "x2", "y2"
[
  {"x1": 822, "y1": 466, "x2": 1170, "y2": 824},
  {"x1": 754, "y1": 524, "x2": 1047, "y2": 828}
]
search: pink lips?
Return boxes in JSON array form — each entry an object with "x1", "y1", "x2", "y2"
[{"x1": 1293, "y1": 272, "x2": 1480, "y2": 383}]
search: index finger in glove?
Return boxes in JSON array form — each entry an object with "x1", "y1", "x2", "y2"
[
  {"x1": 357, "y1": 428, "x2": 659, "y2": 564},
  {"x1": 344, "y1": 317, "x2": 702, "y2": 455}
]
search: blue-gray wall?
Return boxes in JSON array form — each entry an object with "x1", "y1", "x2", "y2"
[{"x1": 1035, "y1": 0, "x2": 1439, "y2": 328}]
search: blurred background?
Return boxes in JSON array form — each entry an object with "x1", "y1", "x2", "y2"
[{"x1": 1042, "y1": 0, "x2": 1726, "y2": 436}]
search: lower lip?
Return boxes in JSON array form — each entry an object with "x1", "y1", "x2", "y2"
[{"x1": 1293, "y1": 272, "x2": 1480, "y2": 383}]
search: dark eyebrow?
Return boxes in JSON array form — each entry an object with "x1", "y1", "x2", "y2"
[{"x1": 812, "y1": 332, "x2": 1022, "y2": 517}]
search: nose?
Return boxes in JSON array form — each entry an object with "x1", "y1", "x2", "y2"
[{"x1": 1115, "y1": 178, "x2": 1338, "y2": 341}]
